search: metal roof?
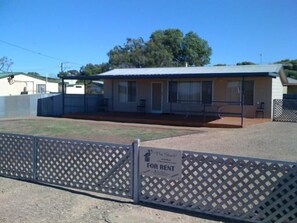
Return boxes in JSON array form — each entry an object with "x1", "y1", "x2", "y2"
[
  {"x1": 59, "y1": 64, "x2": 283, "y2": 80},
  {"x1": 286, "y1": 77, "x2": 297, "y2": 85},
  {"x1": 96, "y1": 64, "x2": 283, "y2": 79},
  {"x1": 0, "y1": 72, "x2": 60, "y2": 83}
]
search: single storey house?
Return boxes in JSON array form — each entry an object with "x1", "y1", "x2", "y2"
[
  {"x1": 0, "y1": 73, "x2": 60, "y2": 96},
  {"x1": 98, "y1": 64, "x2": 286, "y2": 119}
]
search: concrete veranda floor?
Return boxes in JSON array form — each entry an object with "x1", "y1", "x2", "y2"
[{"x1": 64, "y1": 112, "x2": 271, "y2": 128}]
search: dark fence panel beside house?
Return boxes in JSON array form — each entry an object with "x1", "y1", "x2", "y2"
[
  {"x1": 37, "y1": 94, "x2": 62, "y2": 116},
  {"x1": 283, "y1": 94, "x2": 297, "y2": 100},
  {"x1": 273, "y1": 99, "x2": 297, "y2": 123},
  {"x1": 37, "y1": 94, "x2": 103, "y2": 117}
]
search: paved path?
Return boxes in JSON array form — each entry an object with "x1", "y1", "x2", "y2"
[{"x1": 143, "y1": 122, "x2": 297, "y2": 162}]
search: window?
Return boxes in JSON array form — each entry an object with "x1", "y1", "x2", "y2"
[
  {"x1": 168, "y1": 81, "x2": 212, "y2": 103},
  {"x1": 37, "y1": 84, "x2": 46, "y2": 93},
  {"x1": 168, "y1": 82, "x2": 178, "y2": 103},
  {"x1": 118, "y1": 81, "x2": 136, "y2": 102},
  {"x1": 226, "y1": 80, "x2": 254, "y2": 105},
  {"x1": 202, "y1": 81, "x2": 212, "y2": 104},
  {"x1": 243, "y1": 80, "x2": 254, "y2": 105},
  {"x1": 226, "y1": 81, "x2": 241, "y2": 103}
]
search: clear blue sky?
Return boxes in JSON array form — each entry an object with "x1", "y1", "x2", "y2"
[{"x1": 1, "y1": 0, "x2": 296, "y2": 77}]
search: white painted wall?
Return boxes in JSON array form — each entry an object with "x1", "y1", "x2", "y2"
[
  {"x1": 0, "y1": 74, "x2": 59, "y2": 96},
  {"x1": 272, "y1": 77, "x2": 284, "y2": 100},
  {"x1": 271, "y1": 77, "x2": 285, "y2": 118},
  {"x1": 66, "y1": 84, "x2": 85, "y2": 94}
]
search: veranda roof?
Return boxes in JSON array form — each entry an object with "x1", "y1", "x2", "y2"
[{"x1": 59, "y1": 64, "x2": 284, "y2": 80}]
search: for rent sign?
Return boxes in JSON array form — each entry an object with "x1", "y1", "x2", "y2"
[{"x1": 140, "y1": 148, "x2": 182, "y2": 180}]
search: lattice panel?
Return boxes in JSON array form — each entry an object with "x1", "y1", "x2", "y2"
[
  {"x1": 0, "y1": 133, "x2": 34, "y2": 180},
  {"x1": 253, "y1": 166, "x2": 297, "y2": 223},
  {"x1": 273, "y1": 99, "x2": 297, "y2": 123},
  {"x1": 36, "y1": 137, "x2": 132, "y2": 198},
  {"x1": 140, "y1": 150, "x2": 297, "y2": 223}
]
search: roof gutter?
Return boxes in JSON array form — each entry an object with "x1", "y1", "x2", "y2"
[{"x1": 58, "y1": 72, "x2": 277, "y2": 80}]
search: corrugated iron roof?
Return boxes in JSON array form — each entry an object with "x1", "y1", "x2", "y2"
[
  {"x1": 96, "y1": 64, "x2": 283, "y2": 79},
  {"x1": 287, "y1": 77, "x2": 297, "y2": 85},
  {"x1": 59, "y1": 64, "x2": 283, "y2": 80}
]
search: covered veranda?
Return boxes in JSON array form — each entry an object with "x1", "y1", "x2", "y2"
[
  {"x1": 59, "y1": 76, "x2": 249, "y2": 128},
  {"x1": 59, "y1": 73, "x2": 248, "y2": 128}
]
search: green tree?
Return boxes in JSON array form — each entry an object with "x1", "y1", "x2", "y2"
[
  {"x1": 58, "y1": 69, "x2": 80, "y2": 77},
  {"x1": 236, "y1": 61, "x2": 256, "y2": 65},
  {"x1": 145, "y1": 30, "x2": 175, "y2": 67},
  {"x1": 80, "y1": 63, "x2": 110, "y2": 75},
  {"x1": 77, "y1": 63, "x2": 110, "y2": 94},
  {"x1": 181, "y1": 32, "x2": 212, "y2": 66},
  {"x1": 108, "y1": 28, "x2": 212, "y2": 68},
  {"x1": 27, "y1": 72, "x2": 40, "y2": 76},
  {"x1": 146, "y1": 29, "x2": 183, "y2": 66},
  {"x1": 108, "y1": 38, "x2": 147, "y2": 68},
  {"x1": 275, "y1": 59, "x2": 297, "y2": 79}
]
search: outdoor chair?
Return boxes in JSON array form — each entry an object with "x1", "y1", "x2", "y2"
[
  {"x1": 137, "y1": 99, "x2": 146, "y2": 113},
  {"x1": 255, "y1": 102, "x2": 264, "y2": 118}
]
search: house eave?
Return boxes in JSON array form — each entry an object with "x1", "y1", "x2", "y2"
[{"x1": 59, "y1": 72, "x2": 277, "y2": 80}]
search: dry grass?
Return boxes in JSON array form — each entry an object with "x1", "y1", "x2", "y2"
[{"x1": 0, "y1": 117, "x2": 201, "y2": 144}]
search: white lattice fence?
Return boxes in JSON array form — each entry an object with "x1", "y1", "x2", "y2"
[
  {"x1": 1, "y1": 133, "x2": 296, "y2": 222},
  {"x1": 36, "y1": 137, "x2": 133, "y2": 198},
  {"x1": 0, "y1": 133, "x2": 34, "y2": 180},
  {"x1": 139, "y1": 149, "x2": 297, "y2": 223},
  {"x1": 0, "y1": 133, "x2": 133, "y2": 198}
]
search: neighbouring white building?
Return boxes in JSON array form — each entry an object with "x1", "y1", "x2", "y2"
[{"x1": 0, "y1": 73, "x2": 60, "y2": 96}]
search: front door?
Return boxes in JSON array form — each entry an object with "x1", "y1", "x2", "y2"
[{"x1": 151, "y1": 82, "x2": 162, "y2": 113}]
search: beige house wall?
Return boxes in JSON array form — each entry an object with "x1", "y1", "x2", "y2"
[
  {"x1": 212, "y1": 77, "x2": 272, "y2": 118},
  {"x1": 0, "y1": 74, "x2": 59, "y2": 96},
  {"x1": 104, "y1": 76, "x2": 280, "y2": 119}
]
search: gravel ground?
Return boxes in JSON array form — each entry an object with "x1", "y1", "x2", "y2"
[
  {"x1": 0, "y1": 178, "x2": 221, "y2": 223},
  {"x1": 143, "y1": 122, "x2": 297, "y2": 162},
  {"x1": 0, "y1": 121, "x2": 296, "y2": 222}
]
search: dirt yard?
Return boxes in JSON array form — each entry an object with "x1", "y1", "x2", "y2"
[
  {"x1": 0, "y1": 117, "x2": 296, "y2": 222},
  {"x1": 143, "y1": 121, "x2": 297, "y2": 162},
  {"x1": 0, "y1": 177, "x2": 222, "y2": 223}
]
